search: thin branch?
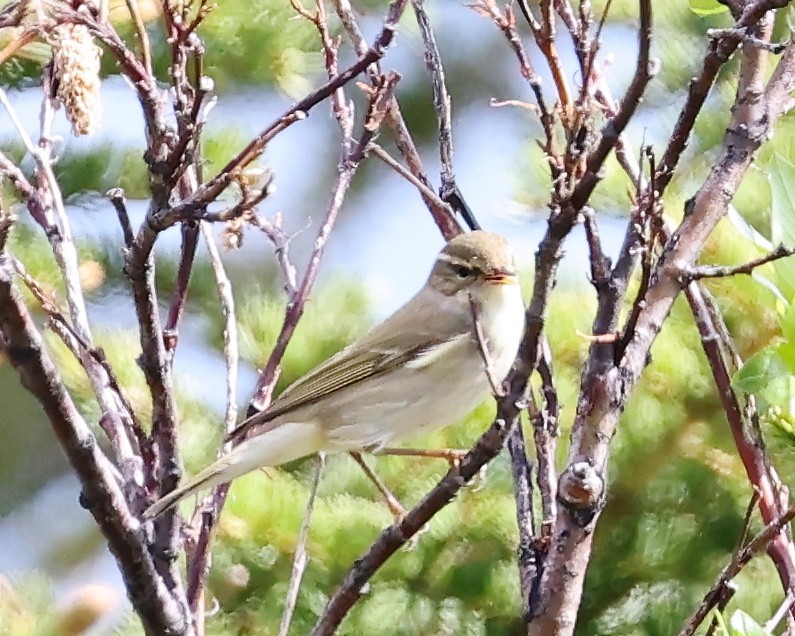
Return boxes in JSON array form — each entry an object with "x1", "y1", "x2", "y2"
[
  {"x1": 411, "y1": 0, "x2": 453, "y2": 191},
  {"x1": 765, "y1": 590, "x2": 795, "y2": 634},
  {"x1": 169, "y1": 0, "x2": 410, "y2": 222},
  {"x1": 164, "y1": 224, "x2": 200, "y2": 352},
  {"x1": 475, "y1": 0, "x2": 555, "y2": 156},
  {"x1": 1, "y1": 81, "x2": 144, "y2": 486},
  {"x1": 569, "y1": 0, "x2": 653, "y2": 210},
  {"x1": 124, "y1": 0, "x2": 153, "y2": 75},
  {"x1": 686, "y1": 281, "x2": 795, "y2": 618},
  {"x1": 368, "y1": 144, "x2": 457, "y2": 218},
  {"x1": 411, "y1": 0, "x2": 478, "y2": 229},
  {"x1": 534, "y1": 338, "x2": 559, "y2": 536},
  {"x1": 311, "y1": 418, "x2": 523, "y2": 635},
  {"x1": 278, "y1": 454, "x2": 325, "y2": 636},
  {"x1": 330, "y1": 0, "x2": 462, "y2": 240},
  {"x1": 184, "y1": 222, "x2": 240, "y2": 617},
  {"x1": 350, "y1": 452, "x2": 407, "y2": 519},
  {"x1": 506, "y1": 420, "x2": 537, "y2": 621},
  {"x1": 107, "y1": 188, "x2": 135, "y2": 248},
  {"x1": 249, "y1": 213, "x2": 299, "y2": 297},
  {"x1": 707, "y1": 26, "x2": 787, "y2": 54},
  {"x1": 682, "y1": 244, "x2": 795, "y2": 280},
  {"x1": 678, "y1": 505, "x2": 795, "y2": 636},
  {"x1": 247, "y1": 73, "x2": 400, "y2": 416},
  {"x1": 468, "y1": 296, "x2": 506, "y2": 397},
  {"x1": 655, "y1": 0, "x2": 790, "y2": 193}
]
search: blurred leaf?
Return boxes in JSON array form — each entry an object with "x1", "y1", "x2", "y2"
[
  {"x1": 732, "y1": 347, "x2": 785, "y2": 394},
  {"x1": 768, "y1": 154, "x2": 795, "y2": 301},
  {"x1": 733, "y1": 345, "x2": 793, "y2": 413},
  {"x1": 727, "y1": 206, "x2": 773, "y2": 252},
  {"x1": 780, "y1": 298, "x2": 795, "y2": 344},
  {"x1": 729, "y1": 609, "x2": 769, "y2": 636},
  {"x1": 689, "y1": 0, "x2": 729, "y2": 16},
  {"x1": 726, "y1": 206, "x2": 786, "y2": 303}
]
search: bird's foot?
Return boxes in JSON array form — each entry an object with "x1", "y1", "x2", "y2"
[{"x1": 375, "y1": 447, "x2": 471, "y2": 469}]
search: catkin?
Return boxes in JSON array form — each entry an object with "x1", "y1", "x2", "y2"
[{"x1": 50, "y1": 23, "x2": 102, "y2": 136}]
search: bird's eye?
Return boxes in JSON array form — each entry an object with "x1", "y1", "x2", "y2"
[{"x1": 451, "y1": 263, "x2": 473, "y2": 278}]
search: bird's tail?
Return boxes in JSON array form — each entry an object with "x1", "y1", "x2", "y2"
[{"x1": 142, "y1": 422, "x2": 323, "y2": 520}]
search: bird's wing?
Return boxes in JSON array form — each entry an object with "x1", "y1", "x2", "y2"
[
  {"x1": 226, "y1": 334, "x2": 466, "y2": 444},
  {"x1": 226, "y1": 288, "x2": 472, "y2": 444}
]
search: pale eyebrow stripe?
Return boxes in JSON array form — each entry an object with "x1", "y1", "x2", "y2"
[{"x1": 436, "y1": 252, "x2": 458, "y2": 264}]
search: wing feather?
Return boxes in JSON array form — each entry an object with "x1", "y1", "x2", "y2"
[{"x1": 226, "y1": 287, "x2": 472, "y2": 443}]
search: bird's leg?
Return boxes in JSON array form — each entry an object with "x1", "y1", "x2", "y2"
[
  {"x1": 349, "y1": 451, "x2": 407, "y2": 521},
  {"x1": 374, "y1": 447, "x2": 470, "y2": 468}
]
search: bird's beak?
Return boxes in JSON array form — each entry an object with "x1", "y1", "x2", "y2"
[{"x1": 484, "y1": 270, "x2": 519, "y2": 286}]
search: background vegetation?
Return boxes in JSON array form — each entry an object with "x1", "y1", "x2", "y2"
[{"x1": 2, "y1": 0, "x2": 795, "y2": 634}]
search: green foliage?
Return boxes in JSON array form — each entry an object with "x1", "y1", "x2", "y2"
[
  {"x1": 713, "y1": 609, "x2": 770, "y2": 636},
  {"x1": 232, "y1": 277, "x2": 374, "y2": 392},
  {"x1": 726, "y1": 153, "x2": 795, "y2": 445},
  {"x1": 182, "y1": 0, "x2": 321, "y2": 93},
  {"x1": 689, "y1": 0, "x2": 730, "y2": 17},
  {"x1": 0, "y1": 573, "x2": 60, "y2": 636}
]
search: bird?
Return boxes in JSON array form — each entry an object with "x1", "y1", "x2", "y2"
[{"x1": 143, "y1": 230, "x2": 525, "y2": 520}]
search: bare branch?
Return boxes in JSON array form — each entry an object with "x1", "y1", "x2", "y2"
[
  {"x1": 411, "y1": 0, "x2": 478, "y2": 230},
  {"x1": 0, "y1": 253, "x2": 193, "y2": 636},
  {"x1": 678, "y1": 505, "x2": 795, "y2": 636},
  {"x1": 330, "y1": 0, "x2": 462, "y2": 240},
  {"x1": 682, "y1": 244, "x2": 795, "y2": 280},
  {"x1": 279, "y1": 455, "x2": 325, "y2": 636}
]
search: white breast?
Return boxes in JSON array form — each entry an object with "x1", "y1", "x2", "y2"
[{"x1": 477, "y1": 283, "x2": 526, "y2": 381}]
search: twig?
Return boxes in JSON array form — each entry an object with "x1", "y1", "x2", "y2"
[
  {"x1": 278, "y1": 454, "x2": 325, "y2": 636},
  {"x1": 124, "y1": 0, "x2": 153, "y2": 75},
  {"x1": 184, "y1": 222, "x2": 240, "y2": 617},
  {"x1": 707, "y1": 26, "x2": 787, "y2": 54},
  {"x1": 506, "y1": 419, "x2": 537, "y2": 619},
  {"x1": 249, "y1": 214, "x2": 299, "y2": 297},
  {"x1": 468, "y1": 296, "x2": 506, "y2": 397},
  {"x1": 350, "y1": 452, "x2": 407, "y2": 519},
  {"x1": 655, "y1": 0, "x2": 789, "y2": 192},
  {"x1": 411, "y1": 0, "x2": 478, "y2": 230},
  {"x1": 569, "y1": 0, "x2": 653, "y2": 210},
  {"x1": 682, "y1": 244, "x2": 795, "y2": 280},
  {"x1": 535, "y1": 0, "x2": 573, "y2": 119},
  {"x1": 0, "y1": 27, "x2": 37, "y2": 67},
  {"x1": 12, "y1": 258, "x2": 149, "y2": 465},
  {"x1": 765, "y1": 590, "x2": 795, "y2": 633},
  {"x1": 107, "y1": 188, "x2": 135, "y2": 248},
  {"x1": 330, "y1": 0, "x2": 462, "y2": 240},
  {"x1": 247, "y1": 66, "x2": 400, "y2": 417},
  {"x1": 475, "y1": 0, "x2": 555, "y2": 157},
  {"x1": 168, "y1": 0, "x2": 410, "y2": 223},
  {"x1": 311, "y1": 415, "x2": 524, "y2": 635},
  {"x1": 678, "y1": 505, "x2": 795, "y2": 636},
  {"x1": 368, "y1": 144, "x2": 457, "y2": 231},
  {"x1": 164, "y1": 224, "x2": 200, "y2": 353},
  {"x1": 686, "y1": 281, "x2": 795, "y2": 618},
  {"x1": 411, "y1": 0, "x2": 453, "y2": 191},
  {"x1": 534, "y1": 339, "x2": 559, "y2": 535},
  {"x1": 1, "y1": 81, "x2": 144, "y2": 485}
]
